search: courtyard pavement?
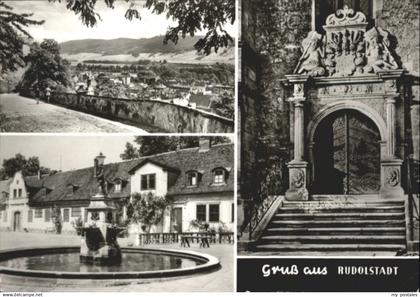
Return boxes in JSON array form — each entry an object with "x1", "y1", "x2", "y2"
[
  {"x1": 0, "y1": 93, "x2": 148, "y2": 133},
  {"x1": 0, "y1": 231, "x2": 234, "y2": 292}
]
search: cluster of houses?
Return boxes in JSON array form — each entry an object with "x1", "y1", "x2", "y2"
[
  {"x1": 70, "y1": 68, "x2": 234, "y2": 113},
  {"x1": 0, "y1": 140, "x2": 234, "y2": 235}
]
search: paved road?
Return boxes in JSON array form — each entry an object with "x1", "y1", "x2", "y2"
[{"x1": 0, "y1": 93, "x2": 147, "y2": 133}]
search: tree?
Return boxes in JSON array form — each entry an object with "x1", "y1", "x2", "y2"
[
  {"x1": 209, "y1": 93, "x2": 234, "y2": 119},
  {"x1": 0, "y1": 1, "x2": 44, "y2": 77},
  {"x1": 120, "y1": 142, "x2": 139, "y2": 160},
  {"x1": 49, "y1": 0, "x2": 235, "y2": 54},
  {"x1": 1, "y1": 153, "x2": 52, "y2": 178},
  {"x1": 17, "y1": 39, "x2": 71, "y2": 92},
  {"x1": 126, "y1": 192, "x2": 169, "y2": 233}
]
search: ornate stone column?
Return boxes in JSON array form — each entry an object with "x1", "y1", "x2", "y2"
[
  {"x1": 380, "y1": 78, "x2": 404, "y2": 198},
  {"x1": 285, "y1": 77, "x2": 309, "y2": 200}
]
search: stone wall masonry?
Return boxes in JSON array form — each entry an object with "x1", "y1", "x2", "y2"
[{"x1": 50, "y1": 92, "x2": 234, "y2": 133}]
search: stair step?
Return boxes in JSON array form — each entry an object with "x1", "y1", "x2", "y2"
[
  {"x1": 264, "y1": 227, "x2": 406, "y2": 235},
  {"x1": 269, "y1": 219, "x2": 406, "y2": 227},
  {"x1": 259, "y1": 235, "x2": 405, "y2": 244},
  {"x1": 273, "y1": 212, "x2": 405, "y2": 220},
  {"x1": 282, "y1": 200, "x2": 404, "y2": 207},
  {"x1": 253, "y1": 244, "x2": 406, "y2": 252},
  {"x1": 278, "y1": 205, "x2": 405, "y2": 213}
]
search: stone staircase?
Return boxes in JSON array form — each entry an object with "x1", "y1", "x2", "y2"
[{"x1": 253, "y1": 198, "x2": 407, "y2": 253}]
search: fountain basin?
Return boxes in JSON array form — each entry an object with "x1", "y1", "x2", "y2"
[{"x1": 0, "y1": 246, "x2": 220, "y2": 279}]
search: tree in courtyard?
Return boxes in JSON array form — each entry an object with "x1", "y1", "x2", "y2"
[
  {"x1": 126, "y1": 192, "x2": 169, "y2": 233},
  {"x1": 120, "y1": 142, "x2": 139, "y2": 160},
  {"x1": 0, "y1": 1, "x2": 44, "y2": 78},
  {"x1": 48, "y1": 0, "x2": 235, "y2": 54},
  {"x1": 1, "y1": 153, "x2": 53, "y2": 179},
  {"x1": 17, "y1": 39, "x2": 72, "y2": 93},
  {"x1": 51, "y1": 205, "x2": 62, "y2": 234}
]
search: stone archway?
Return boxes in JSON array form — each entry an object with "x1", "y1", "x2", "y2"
[{"x1": 310, "y1": 108, "x2": 381, "y2": 194}]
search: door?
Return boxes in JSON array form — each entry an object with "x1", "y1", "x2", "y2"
[
  {"x1": 171, "y1": 208, "x2": 183, "y2": 233},
  {"x1": 313, "y1": 110, "x2": 381, "y2": 194},
  {"x1": 13, "y1": 211, "x2": 21, "y2": 231}
]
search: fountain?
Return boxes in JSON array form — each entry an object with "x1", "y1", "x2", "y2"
[
  {"x1": 79, "y1": 152, "x2": 123, "y2": 265},
  {"x1": 0, "y1": 153, "x2": 220, "y2": 285}
]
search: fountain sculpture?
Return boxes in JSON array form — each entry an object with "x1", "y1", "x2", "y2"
[{"x1": 79, "y1": 153, "x2": 123, "y2": 264}]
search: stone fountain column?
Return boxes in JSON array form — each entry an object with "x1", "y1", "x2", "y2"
[{"x1": 80, "y1": 153, "x2": 122, "y2": 264}]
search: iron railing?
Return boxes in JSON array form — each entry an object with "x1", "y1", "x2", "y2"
[{"x1": 138, "y1": 232, "x2": 234, "y2": 245}]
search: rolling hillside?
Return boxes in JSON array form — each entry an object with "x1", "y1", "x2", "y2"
[{"x1": 60, "y1": 36, "x2": 234, "y2": 64}]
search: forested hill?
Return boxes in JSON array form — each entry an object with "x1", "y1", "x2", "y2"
[{"x1": 60, "y1": 36, "x2": 232, "y2": 55}]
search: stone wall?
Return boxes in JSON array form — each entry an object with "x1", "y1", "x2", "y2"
[{"x1": 49, "y1": 92, "x2": 233, "y2": 133}]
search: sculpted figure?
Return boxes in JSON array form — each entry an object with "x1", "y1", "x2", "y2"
[
  {"x1": 365, "y1": 29, "x2": 395, "y2": 73},
  {"x1": 297, "y1": 33, "x2": 326, "y2": 77}
]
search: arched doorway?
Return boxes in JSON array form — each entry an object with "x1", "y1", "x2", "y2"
[
  {"x1": 312, "y1": 109, "x2": 381, "y2": 194},
  {"x1": 13, "y1": 211, "x2": 21, "y2": 231}
]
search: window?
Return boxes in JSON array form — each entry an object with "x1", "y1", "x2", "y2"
[
  {"x1": 63, "y1": 209, "x2": 70, "y2": 222},
  {"x1": 213, "y1": 168, "x2": 226, "y2": 184},
  {"x1": 209, "y1": 204, "x2": 220, "y2": 222},
  {"x1": 187, "y1": 171, "x2": 199, "y2": 187},
  {"x1": 3, "y1": 210, "x2": 7, "y2": 222},
  {"x1": 13, "y1": 189, "x2": 17, "y2": 198},
  {"x1": 114, "y1": 181, "x2": 122, "y2": 193},
  {"x1": 28, "y1": 210, "x2": 33, "y2": 223},
  {"x1": 34, "y1": 208, "x2": 43, "y2": 218},
  {"x1": 18, "y1": 189, "x2": 22, "y2": 197},
  {"x1": 72, "y1": 207, "x2": 81, "y2": 217},
  {"x1": 141, "y1": 174, "x2": 156, "y2": 190},
  {"x1": 44, "y1": 209, "x2": 51, "y2": 222},
  {"x1": 196, "y1": 204, "x2": 206, "y2": 221}
]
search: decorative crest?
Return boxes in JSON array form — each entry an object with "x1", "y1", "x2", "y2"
[{"x1": 293, "y1": 6, "x2": 400, "y2": 77}]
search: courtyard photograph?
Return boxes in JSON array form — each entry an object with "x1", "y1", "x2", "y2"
[
  {"x1": 0, "y1": 135, "x2": 235, "y2": 291},
  {"x1": 0, "y1": 0, "x2": 236, "y2": 133}
]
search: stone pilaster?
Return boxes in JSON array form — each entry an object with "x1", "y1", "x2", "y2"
[{"x1": 285, "y1": 78, "x2": 309, "y2": 201}]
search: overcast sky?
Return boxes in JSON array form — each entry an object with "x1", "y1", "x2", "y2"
[
  {"x1": 7, "y1": 1, "x2": 236, "y2": 42},
  {"x1": 0, "y1": 135, "x2": 234, "y2": 172},
  {"x1": 0, "y1": 135, "x2": 134, "y2": 171}
]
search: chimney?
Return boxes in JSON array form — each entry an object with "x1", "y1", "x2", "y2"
[{"x1": 199, "y1": 137, "x2": 211, "y2": 152}]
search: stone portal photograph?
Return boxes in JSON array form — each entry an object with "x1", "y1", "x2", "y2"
[
  {"x1": 238, "y1": 0, "x2": 419, "y2": 256},
  {"x1": 0, "y1": 135, "x2": 234, "y2": 291},
  {"x1": 0, "y1": 0, "x2": 235, "y2": 133}
]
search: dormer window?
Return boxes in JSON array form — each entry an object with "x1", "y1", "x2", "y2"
[
  {"x1": 141, "y1": 174, "x2": 156, "y2": 190},
  {"x1": 186, "y1": 171, "x2": 200, "y2": 187},
  {"x1": 213, "y1": 168, "x2": 227, "y2": 184},
  {"x1": 115, "y1": 182, "x2": 122, "y2": 193}
]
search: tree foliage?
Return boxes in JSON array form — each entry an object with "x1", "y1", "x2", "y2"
[
  {"x1": 0, "y1": 1, "x2": 44, "y2": 77},
  {"x1": 49, "y1": 0, "x2": 235, "y2": 54},
  {"x1": 209, "y1": 92, "x2": 234, "y2": 119},
  {"x1": 1, "y1": 153, "x2": 52, "y2": 179},
  {"x1": 120, "y1": 136, "x2": 231, "y2": 160},
  {"x1": 17, "y1": 39, "x2": 71, "y2": 92},
  {"x1": 126, "y1": 192, "x2": 169, "y2": 232},
  {"x1": 120, "y1": 142, "x2": 139, "y2": 160}
]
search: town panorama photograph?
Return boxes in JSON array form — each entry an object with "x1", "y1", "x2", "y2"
[{"x1": 0, "y1": 0, "x2": 236, "y2": 133}]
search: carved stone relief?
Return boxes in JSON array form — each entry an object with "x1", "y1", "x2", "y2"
[{"x1": 294, "y1": 6, "x2": 399, "y2": 77}]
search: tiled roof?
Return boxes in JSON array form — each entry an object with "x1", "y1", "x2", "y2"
[
  {"x1": 0, "y1": 179, "x2": 11, "y2": 194},
  {"x1": 24, "y1": 143, "x2": 233, "y2": 206}
]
